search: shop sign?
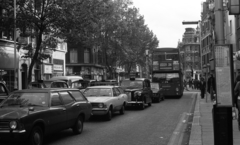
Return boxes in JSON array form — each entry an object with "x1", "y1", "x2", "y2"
[
  {"x1": 53, "y1": 64, "x2": 63, "y2": 71},
  {"x1": 43, "y1": 64, "x2": 53, "y2": 74}
]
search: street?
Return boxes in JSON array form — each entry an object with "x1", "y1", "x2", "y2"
[{"x1": 43, "y1": 91, "x2": 197, "y2": 145}]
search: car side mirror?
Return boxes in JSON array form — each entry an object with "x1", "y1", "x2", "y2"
[{"x1": 29, "y1": 107, "x2": 35, "y2": 111}]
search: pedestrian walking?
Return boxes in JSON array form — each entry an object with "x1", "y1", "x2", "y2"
[
  {"x1": 234, "y1": 74, "x2": 240, "y2": 130},
  {"x1": 184, "y1": 79, "x2": 189, "y2": 91},
  {"x1": 189, "y1": 79, "x2": 192, "y2": 90},
  {"x1": 207, "y1": 73, "x2": 216, "y2": 101},
  {"x1": 199, "y1": 77, "x2": 206, "y2": 99}
]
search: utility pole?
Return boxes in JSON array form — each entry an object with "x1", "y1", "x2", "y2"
[
  {"x1": 146, "y1": 50, "x2": 149, "y2": 79},
  {"x1": 14, "y1": 0, "x2": 18, "y2": 90}
]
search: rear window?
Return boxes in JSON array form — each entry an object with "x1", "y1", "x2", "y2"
[{"x1": 69, "y1": 90, "x2": 87, "y2": 101}]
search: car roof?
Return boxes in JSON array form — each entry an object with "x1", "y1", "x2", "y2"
[
  {"x1": 123, "y1": 78, "x2": 147, "y2": 81},
  {"x1": 13, "y1": 88, "x2": 80, "y2": 93},
  {"x1": 49, "y1": 76, "x2": 83, "y2": 81},
  {"x1": 87, "y1": 86, "x2": 118, "y2": 89}
]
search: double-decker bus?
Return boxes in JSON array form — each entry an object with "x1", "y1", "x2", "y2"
[{"x1": 151, "y1": 48, "x2": 184, "y2": 98}]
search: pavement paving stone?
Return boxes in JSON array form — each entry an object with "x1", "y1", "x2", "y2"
[{"x1": 189, "y1": 92, "x2": 238, "y2": 145}]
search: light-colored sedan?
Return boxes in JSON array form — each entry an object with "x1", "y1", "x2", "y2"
[{"x1": 83, "y1": 86, "x2": 128, "y2": 121}]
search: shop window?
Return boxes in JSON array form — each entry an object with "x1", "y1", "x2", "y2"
[
  {"x1": 84, "y1": 49, "x2": 90, "y2": 63},
  {"x1": 70, "y1": 49, "x2": 78, "y2": 63}
]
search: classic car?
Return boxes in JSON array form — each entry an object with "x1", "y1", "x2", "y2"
[
  {"x1": 120, "y1": 78, "x2": 153, "y2": 110},
  {"x1": 83, "y1": 86, "x2": 128, "y2": 121},
  {"x1": 28, "y1": 80, "x2": 69, "y2": 89},
  {"x1": 0, "y1": 88, "x2": 92, "y2": 145},
  {"x1": 49, "y1": 76, "x2": 83, "y2": 87},
  {"x1": 0, "y1": 82, "x2": 9, "y2": 103},
  {"x1": 150, "y1": 82, "x2": 164, "y2": 103}
]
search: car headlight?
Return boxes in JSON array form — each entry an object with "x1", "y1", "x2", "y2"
[
  {"x1": 134, "y1": 91, "x2": 142, "y2": 96},
  {"x1": 98, "y1": 103, "x2": 105, "y2": 108},
  {"x1": 9, "y1": 121, "x2": 17, "y2": 130}
]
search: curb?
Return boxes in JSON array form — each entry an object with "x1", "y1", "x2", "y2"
[{"x1": 189, "y1": 92, "x2": 202, "y2": 145}]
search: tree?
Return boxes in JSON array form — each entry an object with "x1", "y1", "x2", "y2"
[{"x1": 15, "y1": 0, "x2": 105, "y2": 83}]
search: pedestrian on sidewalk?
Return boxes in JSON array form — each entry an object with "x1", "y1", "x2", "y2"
[
  {"x1": 234, "y1": 74, "x2": 240, "y2": 129},
  {"x1": 199, "y1": 77, "x2": 206, "y2": 99},
  {"x1": 207, "y1": 73, "x2": 216, "y2": 101}
]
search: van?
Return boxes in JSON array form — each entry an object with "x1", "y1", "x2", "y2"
[{"x1": 49, "y1": 76, "x2": 83, "y2": 88}]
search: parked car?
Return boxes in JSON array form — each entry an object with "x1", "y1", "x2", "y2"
[
  {"x1": 0, "y1": 88, "x2": 92, "y2": 145},
  {"x1": 150, "y1": 82, "x2": 164, "y2": 103},
  {"x1": 120, "y1": 78, "x2": 153, "y2": 110},
  {"x1": 83, "y1": 86, "x2": 128, "y2": 121},
  {"x1": 27, "y1": 80, "x2": 69, "y2": 89},
  {"x1": 49, "y1": 76, "x2": 83, "y2": 87},
  {"x1": 0, "y1": 82, "x2": 9, "y2": 103}
]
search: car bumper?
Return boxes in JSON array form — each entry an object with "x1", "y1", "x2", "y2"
[
  {"x1": 92, "y1": 108, "x2": 109, "y2": 115},
  {"x1": 126, "y1": 101, "x2": 144, "y2": 105},
  {"x1": 0, "y1": 129, "x2": 27, "y2": 142}
]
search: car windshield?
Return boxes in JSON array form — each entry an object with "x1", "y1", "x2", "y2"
[
  {"x1": 84, "y1": 88, "x2": 112, "y2": 97},
  {"x1": 152, "y1": 73, "x2": 180, "y2": 83},
  {"x1": 120, "y1": 80, "x2": 143, "y2": 89},
  {"x1": 0, "y1": 84, "x2": 7, "y2": 96},
  {"x1": 1, "y1": 92, "x2": 48, "y2": 107}
]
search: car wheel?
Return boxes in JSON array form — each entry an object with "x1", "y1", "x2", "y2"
[
  {"x1": 120, "y1": 104, "x2": 125, "y2": 115},
  {"x1": 72, "y1": 116, "x2": 84, "y2": 134},
  {"x1": 140, "y1": 102, "x2": 145, "y2": 110},
  {"x1": 162, "y1": 95, "x2": 165, "y2": 101},
  {"x1": 106, "y1": 108, "x2": 112, "y2": 121},
  {"x1": 148, "y1": 101, "x2": 152, "y2": 106},
  {"x1": 29, "y1": 126, "x2": 43, "y2": 145}
]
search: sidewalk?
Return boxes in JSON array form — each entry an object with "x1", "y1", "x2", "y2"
[{"x1": 189, "y1": 92, "x2": 240, "y2": 145}]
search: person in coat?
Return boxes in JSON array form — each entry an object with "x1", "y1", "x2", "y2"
[
  {"x1": 199, "y1": 77, "x2": 206, "y2": 99},
  {"x1": 234, "y1": 74, "x2": 240, "y2": 129}
]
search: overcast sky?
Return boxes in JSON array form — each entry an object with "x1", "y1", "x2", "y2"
[{"x1": 131, "y1": 0, "x2": 203, "y2": 48}]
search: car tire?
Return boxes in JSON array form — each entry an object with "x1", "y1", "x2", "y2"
[
  {"x1": 148, "y1": 101, "x2": 152, "y2": 106},
  {"x1": 162, "y1": 95, "x2": 165, "y2": 101},
  {"x1": 120, "y1": 104, "x2": 125, "y2": 115},
  {"x1": 106, "y1": 108, "x2": 112, "y2": 121},
  {"x1": 72, "y1": 116, "x2": 84, "y2": 134},
  {"x1": 140, "y1": 102, "x2": 145, "y2": 110},
  {"x1": 29, "y1": 126, "x2": 43, "y2": 145}
]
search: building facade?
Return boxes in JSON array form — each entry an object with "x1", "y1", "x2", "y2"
[
  {"x1": 179, "y1": 28, "x2": 201, "y2": 80},
  {"x1": 66, "y1": 42, "x2": 106, "y2": 81}
]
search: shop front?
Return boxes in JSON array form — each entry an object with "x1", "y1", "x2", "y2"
[{"x1": 0, "y1": 39, "x2": 19, "y2": 92}]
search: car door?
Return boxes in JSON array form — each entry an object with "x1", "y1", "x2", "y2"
[
  {"x1": 58, "y1": 91, "x2": 78, "y2": 128},
  {"x1": 48, "y1": 92, "x2": 67, "y2": 133},
  {"x1": 143, "y1": 80, "x2": 151, "y2": 103},
  {"x1": 112, "y1": 88, "x2": 122, "y2": 110},
  {"x1": 68, "y1": 90, "x2": 92, "y2": 120}
]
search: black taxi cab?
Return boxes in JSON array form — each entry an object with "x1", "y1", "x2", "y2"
[{"x1": 120, "y1": 78, "x2": 153, "y2": 110}]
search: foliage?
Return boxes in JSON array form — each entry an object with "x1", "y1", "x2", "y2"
[{"x1": 1, "y1": 0, "x2": 159, "y2": 82}]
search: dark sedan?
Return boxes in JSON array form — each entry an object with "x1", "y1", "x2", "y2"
[{"x1": 0, "y1": 88, "x2": 92, "y2": 145}]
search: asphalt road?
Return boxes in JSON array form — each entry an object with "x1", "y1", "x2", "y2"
[{"x1": 44, "y1": 91, "x2": 197, "y2": 145}]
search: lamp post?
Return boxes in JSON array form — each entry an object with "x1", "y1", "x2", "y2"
[
  {"x1": 145, "y1": 49, "x2": 149, "y2": 79},
  {"x1": 14, "y1": 0, "x2": 18, "y2": 90}
]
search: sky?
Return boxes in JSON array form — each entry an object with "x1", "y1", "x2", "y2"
[{"x1": 131, "y1": 0, "x2": 203, "y2": 48}]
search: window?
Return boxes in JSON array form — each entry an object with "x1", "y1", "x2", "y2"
[
  {"x1": 59, "y1": 92, "x2": 75, "y2": 105},
  {"x1": 84, "y1": 49, "x2": 90, "y2": 63},
  {"x1": 117, "y1": 87, "x2": 124, "y2": 94},
  {"x1": 0, "y1": 84, "x2": 7, "y2": 96},
  {"x1": 70, "y1": 49, "x2": 78, "y2": 63},
  {"x1": 69, "y1": 90, "x2": 86, "y2": 101},
  {"x1": 51, "y1": 93, "x2": 62, "y2": 106},
  {"x1": 113, "y1": 88, "x2": 120, "y2": 96}
]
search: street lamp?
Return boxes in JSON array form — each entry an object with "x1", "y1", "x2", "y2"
[
  {"x1": 145, "y1": 49, "x2": 149, "y2": 79},
  {"x1": 14, "y1": 0, "x2": 18, "y2": 90}
]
